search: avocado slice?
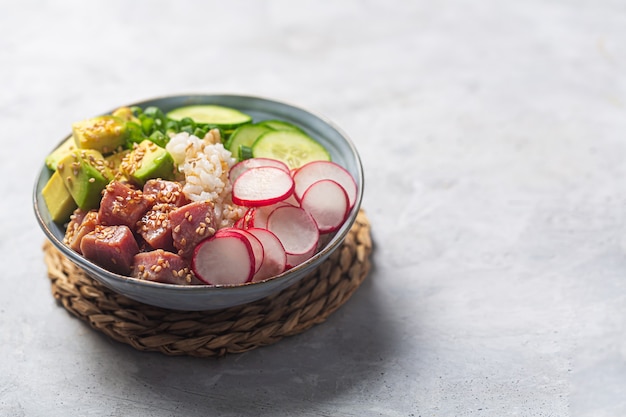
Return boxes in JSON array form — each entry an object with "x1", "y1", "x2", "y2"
[
  {"x1": 120, "y1": 140, "x2": 175, "y2": 186},
  {"x1": 111, "y1": 107, "x2": 140, "y2": 124},
  {"x1": 104, "y1": 149, "x2": 131, "y2": 182},
  {"x1": 72, "y1": 115, "x2": 128, "y2": 154},
  {"x1": 41, "y1": 170, "x2": 78, "y2": 223},
  {"x1": 57, "y1": 149, "x2": 112, "y2": 210},
  {"x1": 45, "y1": 136, "x2": 77, "y2": 171}
]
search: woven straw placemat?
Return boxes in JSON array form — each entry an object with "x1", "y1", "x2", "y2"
[{"x1": 43, "y1": 210, "x2": 372, "y2": 357}]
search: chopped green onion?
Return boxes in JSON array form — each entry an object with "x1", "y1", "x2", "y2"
[{"x1": 149, "y1": 131, "x2": 168, "y2": 147}]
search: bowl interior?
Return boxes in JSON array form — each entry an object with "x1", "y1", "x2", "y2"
[{"x1": 34, "y1": 94, "x2": 363, "y2": 311}]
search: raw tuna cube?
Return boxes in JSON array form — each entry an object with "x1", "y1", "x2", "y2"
[
  {"x1": 98, "y1": 181, "x2": 151, "y2": 229},
  {"x1": 169, "y1": 201, "x2": 217, "y2": 258},
  {"x1": 80, "y1": 225, "x2": 139, "y2": 275},
  {"x1": 64, "y1": 208, "x2": 88, "y2": 246},
  {"x1": 131, "y1": 249, "x2": 194, "y2": 284},
  {"x1": 136, "y1": 203, "x2": 176, "y2": 251},
  {"x1": 143, "y1": 179, "x2": 189, "y2": 207},
  {"x1": 68, "y1": 210, "x2": 99, "y2": 254}
]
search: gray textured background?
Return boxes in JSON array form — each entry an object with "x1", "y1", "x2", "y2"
[{"x1": 2, "y1": 0, "x2": 626, "y2": 415}]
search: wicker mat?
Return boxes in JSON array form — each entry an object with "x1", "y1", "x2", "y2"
[{"x1": 43, "y1": 210, "x2": 372, "y2": 357}]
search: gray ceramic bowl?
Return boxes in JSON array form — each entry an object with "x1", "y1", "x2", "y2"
[{"x1": 34, "y1": 94, "x2": 364, "y2": 311}]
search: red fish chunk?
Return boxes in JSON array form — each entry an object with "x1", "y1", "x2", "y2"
[
  {"x1": 131, "y1": 249, "x2": 195, "y2": 284},
  {"x1": 143, "y1": 179, "x2": 189, "y2": 207},
  {"x1": 99, "y1": 181, "x2": 151, "y2": 229},
  {"x1": 68, "y1": 210, "x2": 100, "y2": 254},
  {"x1": 169, "y1": 201, "x2": 217, "y2": 258},
  {"x1": 136, "y1": 203, "x2": 176, "y2": 251},
  {"x1": 80, "y1": 225, "x2": 139, "y2": 275}
]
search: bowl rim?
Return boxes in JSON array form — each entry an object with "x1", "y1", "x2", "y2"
[{"x1": 33, "y1": 93, "x2": 364, "y2": 294}]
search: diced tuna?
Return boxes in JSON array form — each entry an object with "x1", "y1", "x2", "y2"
[
  {"x1": 136, "y1": 203, "x2": 176, "y2": 251},
  {"x1": 64, "y1": 208, "x2": 88, "y2": 246},
  {"x1": 131, "y1": 249, "x2": 194, "y2": 284},
  {"x1": 68, "y1": 210, "x2": 99, "y2": 254},
  {"x1": 143, "y1": 179, "x2": 189, "y2": 207},
  {"x1": 80, "y1": 225, "x2": 139, "y2": 275},
  {"x1": 98, "y1": 181, "x2": 151, "y2": 229},
  {"x1": 169, "y1": 201, "x2": 217, "y2": 258}
]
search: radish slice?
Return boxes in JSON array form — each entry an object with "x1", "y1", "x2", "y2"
[
  {"x1": 285, "y1": 248, "x2": 317, "y2": 270},
  {"x1": 192, "y1": 231, "x2": 254, "y2": 285},
  {"x1": 247, "y1": 228, "x2": 287, "y2": 281},
  {"x1": 232, "y1": 166, "x2": 295, "y2": 207},
  {"x1": 229, "y1": 158, "x2": 290, "y2": 183},
  {"x1": 300, "y1": 179, "x2": 349, "y2": 234},
  {"x1": 220, "y1": 228, "x2": 264, "y2": 274},
  {"x1": 293, "y1": 161, "x2": 357, "y2": 209},
  {"x1": 248, "y1": 201, "x2": 294, "y2": 229},
  {"x1": 235, "y1": 207, "x2": 257, "y2": 230},
  {"x1": 266, "y1": 206, "x2": 319, "y2": 266}
]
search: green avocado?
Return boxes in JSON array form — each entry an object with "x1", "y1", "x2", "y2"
[
  {"x1": 111, "y1": 107, "x2": 140, "y2": 124},
  {"x1": 41, "y1": 170, "x2": 78, "y2": 223},
  {"x1": 72, "y1": 115, "x2": 128, "y2": 154},
  {"x1": 120, "y1": 140, "x2": 175, "y2": 186},
  {"x1": 57, "y1": 149, "x2": 112, "y2": 210},
  {"x1": 45, "y1": 136, "x2": 77, "y2": 171},
  {"x1": 104, "y1": 149, "x2": 132, "y2": 181}
]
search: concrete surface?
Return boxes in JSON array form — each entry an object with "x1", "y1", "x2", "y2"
[{"x1": 2, "y1": 0, "x2": 626, "y2": 415}]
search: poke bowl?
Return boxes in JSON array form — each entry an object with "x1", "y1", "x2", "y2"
[{"x1": 33, "y1": 94, "x2": 364, "y2": 311}]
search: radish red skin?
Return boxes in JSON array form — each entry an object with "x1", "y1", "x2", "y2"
[
  {"x1": 229, "y1": 158, "x2": 290, "y2": 183},
  {"x1": 232, "y1": 166, "x2": 295, "y2": 207},
  {"x1": 192, "y1": 231, "x2": 255, "y2": 285}
]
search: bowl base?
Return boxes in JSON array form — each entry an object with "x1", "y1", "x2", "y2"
[{"x1": 42, "y1": 210, "x2": 372, "y2": 357}]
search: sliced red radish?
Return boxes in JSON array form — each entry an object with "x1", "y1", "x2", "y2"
[
  {"x1": 235, "y1": 208, "x2": 257, "y2": 230},
  {"x1": 293, "y1": 161, "x2": 357, "y2": 209},
  {"x1": 219, "y1": 228, "x2": 264, "y2": 274},
  {"x1": 300, "y1": 179, "x2": 349, "y2": 234},
  {"x1": 192, "y1": 231, "x2": 255, "y2": 285},
  {"x1": 285, "y1": 248, "x2": 317, "y2": 270},
  {"x1": 266, "y1": 206, "x2": 319, "y2": 268},
  {"x1": 247, "y1": 228, "x2": 287, "y2": 281},
  {"x1": 232, "y1": 166, "x2": 295, "y2": 207},
  {"x1": 247, "y1": 201, "x2": 293, "y2": 229},
  {"x1": 229, "y1": 158, "x2": 290, "y2": 183}
]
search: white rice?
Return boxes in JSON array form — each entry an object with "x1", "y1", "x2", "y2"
[{"x1": 166, "y1": 130, "x2": 245, "y2": 229}]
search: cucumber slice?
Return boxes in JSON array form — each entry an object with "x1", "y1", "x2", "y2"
[
  {"x1": 251, "y1": 130, "x2": 331, "y2": 170},
  {"x1": 257, "y1": 119, "x2": 305, "y2": 133},
  {"x1": 166, "y1": 105, "x2": 252, "y2": 130},
  {"x1": 225, "y1": 124, "x2": 272, "y2": 160},
  {"x1": 239, "y1": 145, "x2": 254, "y2": 160}
]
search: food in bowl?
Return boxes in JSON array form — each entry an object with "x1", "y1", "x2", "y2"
[{"x1": 41, "y1": 103, "x2": 357, "y2": 287}]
